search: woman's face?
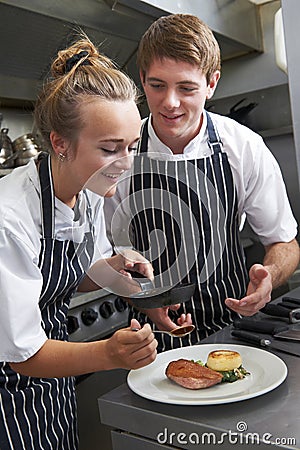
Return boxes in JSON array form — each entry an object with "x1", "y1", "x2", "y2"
[{"x1": 65, "y1": 98, "x2": 141, "y2": 197}]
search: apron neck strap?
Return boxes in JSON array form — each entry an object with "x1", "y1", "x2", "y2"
[
  {"x1": 206, "y1": 111, "x2": 223, "y2": 154},
  {"x1": 38, "y1": 153, "x2": 55, "y2": 239},
  {"x1": 139, "y1": 119, "x2": 149, "y2": 154}
]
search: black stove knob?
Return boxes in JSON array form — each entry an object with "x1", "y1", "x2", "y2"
[
  {"x1": 67, "y1": 315, "x2": 79, "y2": 334},
  {"x1": 99, "y1": 301, "x2": 114, "y2": 319},
  {"x1": 81, "y1": 308, "x2": 98, "y2": 326},
  {"x1": 114, "y1": 297, "x2": 127, "y2": 312}
]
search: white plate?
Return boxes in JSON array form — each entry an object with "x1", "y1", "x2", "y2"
[{"x1": 127, "y1": 344, "x2": 287, "y2": 405}]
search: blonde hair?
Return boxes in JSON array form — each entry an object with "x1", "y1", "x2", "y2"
[
  {"x1": 35, "y1": 35, "x2": 139, "y2": 150},
  {"x1": 137, "y1": 14, "x2": 221, "y2": 84}
]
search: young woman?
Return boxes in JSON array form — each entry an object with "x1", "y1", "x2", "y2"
[{"x1": 0, "y1": 37, "x2": 157, "y2": 450}]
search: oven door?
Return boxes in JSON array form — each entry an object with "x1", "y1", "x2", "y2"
[{"x1": 76, "y1": 369, "x2": 128, "y2": 450}]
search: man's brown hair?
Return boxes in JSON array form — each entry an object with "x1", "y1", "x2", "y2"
[{"x1": 137, "y1": 13, "x2": 221, "y2": 84}]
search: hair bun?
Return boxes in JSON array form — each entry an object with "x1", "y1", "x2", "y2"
[
  {"x1": 65, "y1": 50, "x2": 90, "y2": 73},
  {"x1": 51, "y1": 38, "x2": 101, "y2": 77},
  {"x1": 51, "y1": 38, "x2": 117, "y2": 78}
]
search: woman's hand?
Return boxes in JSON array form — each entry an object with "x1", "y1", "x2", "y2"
[
  {"x1": 80, "y1": 249, "x2": 154, "y2": 295},
  {"x1": 114, "y1": 248, "x2": 154, "y2": 280},
  {"x1": 9, "y1": 319, "x2": 157, "y2": 377},
  {"x1": 104, "y1": 319, "x2": 157, "y2": 369}
]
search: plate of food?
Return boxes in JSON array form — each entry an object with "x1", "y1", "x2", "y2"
[{"x1": 127, "y1": 344, "x2": 287, "y2": 405}]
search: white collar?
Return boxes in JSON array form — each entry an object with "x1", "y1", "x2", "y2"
[{"x1": 146, "y1": 113, "x2": 209, "y2": 160}]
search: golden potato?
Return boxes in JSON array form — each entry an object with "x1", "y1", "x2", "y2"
[{"x1": 206, "y1": 350, "x2": 242, "y2": 372}]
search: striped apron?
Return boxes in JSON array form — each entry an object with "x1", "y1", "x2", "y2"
[
  {"x1": 129, "y1": 113, "x2": 248, "y2": 351},
  {"x1": 0, "y1": 154, "x2": 94, "y2": 450}
]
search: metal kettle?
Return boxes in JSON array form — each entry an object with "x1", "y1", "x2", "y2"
[
  {"x1": 0, "y1": 127, "x2": 15, "y2": 168},
  {"x1": 13, "y1": 133, "x2": 41, "y2": 166}
]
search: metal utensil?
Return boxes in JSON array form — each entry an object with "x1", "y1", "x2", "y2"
[
  {"x1": 233, "y1": 318, "x2": 289, "y2": 335},
  {"x1": 13, "y1": 133, "x2": 41, "y2": 166},
  {"x1": 132, "y1": 324, "x2": 195, "y2": 338},
  {"x1": 231, "y1": 329, "x2": 300, "y2": 357},
  {"x1": 0, "y1": 127, "x2": 15, "y2": 168},
  {"x1": 282, "y1": 296, "x2": 300, "y2": 306},
  {"x1": 233, "y1": 318, "x2": 300, "y2": 341},
  {"x1": 153, "y1": 324, "x2": 195, "y2": 338},
  {"x1": 261, "y1": 303, "x2": 300, "y2": 323},
  {"x1": 271, "y1": 329, "x2": 300, "y2": 341}
]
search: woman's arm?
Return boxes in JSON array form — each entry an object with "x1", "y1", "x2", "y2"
[
  {"x1": 9, "y1": 320, "x2": 157, "y2": 377},
  {"x1": 78, "y1": 249, "x2": 154, "y2": 295}
]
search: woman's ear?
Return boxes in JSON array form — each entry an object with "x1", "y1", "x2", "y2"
[
  {"x1": 50, "y1": 131, "x2": 69, "y2": 157},
  {"x1": 206, "y1": 70, "x2": 221, "y2": 100}
]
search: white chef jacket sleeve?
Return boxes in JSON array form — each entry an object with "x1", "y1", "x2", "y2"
[
  {"x1": 0, "y1": 228, "x2": 47, "y2": 362},
  {"x1": 242, "y1": 135, "x2": 297, "y2": 246}
]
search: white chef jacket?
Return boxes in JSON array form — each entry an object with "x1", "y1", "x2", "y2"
[
  {"x1": 0, "y1": 158, "x2": 112, "y2": 362},
  {"x1": 104, "y1": 112, "x2": 297, "y2": 247}
]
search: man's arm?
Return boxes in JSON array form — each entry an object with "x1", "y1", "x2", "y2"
[
  {"x1": 263, "y1": 238, "x2": 299, "y2": 288},
  {"x1": 225, "y1": 238, "x2": 299, "y2": 316}
]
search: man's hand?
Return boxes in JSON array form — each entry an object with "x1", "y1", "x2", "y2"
[
  {"x1": 225, "y1": 264, "x2": 272, "y2": 316},
  {"x1": 225, "y1": 239, "x2": 299, "y2": 316},
  {"x1": 141, "y1": 304, "x2": 193, "y2": 331}
]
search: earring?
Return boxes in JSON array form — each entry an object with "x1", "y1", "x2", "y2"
[{"x1": 58, "y1": 152, "x2": 66, "y2": 162}]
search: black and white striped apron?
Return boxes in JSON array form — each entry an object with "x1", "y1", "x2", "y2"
[
  {"x1": 129, "y1": 112, "x2": 248, "y2": 351},
  {"x1": 0, "y1": 154, "x2": 94, "y2": 450}
]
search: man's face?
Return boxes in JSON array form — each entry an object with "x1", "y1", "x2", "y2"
[{"x1": 141, "y1": 58, "x2": 220, "y2": 153}]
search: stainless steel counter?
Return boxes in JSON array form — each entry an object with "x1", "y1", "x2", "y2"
[{"x1": 98, "y1": 287, "x2": 300, "y2": 450}]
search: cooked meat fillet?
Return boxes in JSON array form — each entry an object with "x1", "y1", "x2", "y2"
[{"x1": 165, "y1": 359, "x2": 223, "y2": 390}]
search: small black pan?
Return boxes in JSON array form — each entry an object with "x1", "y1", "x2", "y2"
[{"x1": 129, "y1": 282, "x2": 195, "y2": 309}]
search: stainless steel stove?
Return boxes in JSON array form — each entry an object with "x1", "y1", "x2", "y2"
[{"x1": 68, "y1": 289, "x2": 129, "y2": 343}]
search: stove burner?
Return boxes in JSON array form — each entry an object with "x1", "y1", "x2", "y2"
[{"x1": 68, "y1": 290, "x2": 129, "y2": 342}]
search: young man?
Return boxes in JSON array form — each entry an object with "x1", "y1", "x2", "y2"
[{"x1": 104, "y1": 14, "x2": 299, "y2": 351}]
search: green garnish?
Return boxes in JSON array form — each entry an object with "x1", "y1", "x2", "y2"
[
  {"x1": 193, "y1": 360, "x2": 250, "y2": 383},
  {"x1": 192, "y1": 359, "x2": 205, "y2": 366},
  {"x1": 219, "y1": 366, "x2": 249, "y2": 383}
]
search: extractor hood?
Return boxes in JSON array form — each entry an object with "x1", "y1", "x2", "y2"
[{"x1": 0, "y1": 0, "x2": 263, "y2": 104}]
